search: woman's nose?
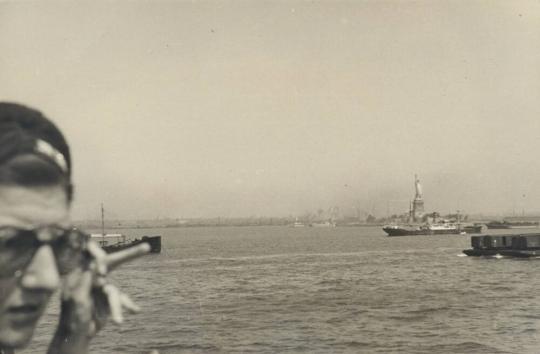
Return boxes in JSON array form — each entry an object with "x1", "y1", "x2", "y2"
[{"x1": 20, "y1": 245, "x2": 60, "y2": 290}]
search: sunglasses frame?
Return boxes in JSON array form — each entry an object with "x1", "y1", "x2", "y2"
[{"x1": 0, "y1": 225, "x2": 89, "y2": 278}]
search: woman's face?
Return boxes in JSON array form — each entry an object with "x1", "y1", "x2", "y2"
[{"x1": 0, "y1": 184, "x2": 69, "y2": 348}]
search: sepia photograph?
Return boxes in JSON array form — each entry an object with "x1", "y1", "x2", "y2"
[{"x1": 1, "y1": 1, "x2": 539, "y2": 353}]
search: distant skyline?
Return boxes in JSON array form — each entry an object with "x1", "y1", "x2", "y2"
[{"x1": 3, "y1": 1, "x2": 540, "y2": 220}]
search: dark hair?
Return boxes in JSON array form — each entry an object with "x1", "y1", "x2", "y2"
[{"x1": 0, "y1": 103, "x2": 73, "y2": 201}]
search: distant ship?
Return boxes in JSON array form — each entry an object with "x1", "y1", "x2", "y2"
[
  {"x1": 383, "y1": 221, "x2": 483, "y2": 236},
  {"x1": 485, "y1": 220, "x2": 539, "y2": 229},
  {"x1": 383, "y1": 220, "x2": 458, "y2": 236},
  {"x1": 382, "y1": 175, "x2": 482, "y2": 236}
]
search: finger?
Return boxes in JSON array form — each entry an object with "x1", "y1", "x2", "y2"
[
  {"x1": 120, "y1": 293, "x2": 141, "y2": 313},
  {"x1": 73, "y1": 270, "x2": 93, "y2": 299},
  {"x1": 61, "y1": 267, "x2": 83, "y2": 294},
  {"x1": 62, "y1": 269, "x2": 93, "y2": 301},
  {"x1": 103, "y1": 284, "x2": 123, "y2": 324},
  {"x1": 106, "y1": 243, "x2": 151, "y2": 271},
  {"x1": 87, "y1": 240, "x2": 108, "y2": 275},
  {"x1": 87, "y1": 239, "x2": 107, "y2": 259}
]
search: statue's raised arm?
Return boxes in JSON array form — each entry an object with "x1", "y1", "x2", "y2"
[{"x1": 414, "y1": 175, "x2": 423, "y2": 199}]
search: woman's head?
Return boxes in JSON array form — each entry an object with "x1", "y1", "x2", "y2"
[{"x1": 0, "y1": 103, "x2": 73, "y2": 348}]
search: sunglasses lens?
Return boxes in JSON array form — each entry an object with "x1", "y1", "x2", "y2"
[{"x1": 0, "y1": 229, "x2": 39, "y2": 277}]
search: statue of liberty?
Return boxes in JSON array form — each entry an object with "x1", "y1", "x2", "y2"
[
  {"x1": 413, "y1": 174, "x2": 424, "y2": 221},
  {"x1": 414, "y1": 175, "x2": 423, "y2": 200}
]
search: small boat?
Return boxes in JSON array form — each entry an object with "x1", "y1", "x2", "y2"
[
  {"x1": 290, "y1": 217, "x2": 305, "y2": 227},
  {"x1": 309, "y1": 220, "x2": 336, "y2": 227},
  {"x1": 463, "y1": 233, "x2": 540, "y2": 257},
  {"x1": 461, "y1": 223, "x2": 484, "y2": 234}
]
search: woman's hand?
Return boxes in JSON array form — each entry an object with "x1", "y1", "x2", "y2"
[{"x1": 48, "y1": 240, "x2": 150, "y2": 354}]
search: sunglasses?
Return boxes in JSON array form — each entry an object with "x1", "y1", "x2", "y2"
[{"x1": 0, "y1": 226, "x2": 88, "y2": 278}]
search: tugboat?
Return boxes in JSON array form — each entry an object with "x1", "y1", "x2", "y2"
[
  {"x1": 91, "y1": 204, "x2": 162, "y2": 253},
  {"x1": 463, "y1": 233, "x2": 540, "y2": 258}
]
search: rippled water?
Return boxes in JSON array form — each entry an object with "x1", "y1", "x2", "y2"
[{"x1": 23, "y1": 226, "x2": 540, "y2": 353}]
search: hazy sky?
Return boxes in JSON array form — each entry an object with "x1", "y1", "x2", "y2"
[{"x1": 2, "y1": 1, "x2": 540, "y2": 219}]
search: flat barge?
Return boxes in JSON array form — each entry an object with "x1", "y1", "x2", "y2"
[
  {"x1": 463, "y1": 233, "x2": 540, "y2": 258},
  {"x1": 91, "y1": 233, "x2": 162, "y2": 253},
  {"x1": 485, "y1": 220, "x2": 539, "y2": 229}
]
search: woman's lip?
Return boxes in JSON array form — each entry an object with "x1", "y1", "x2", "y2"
[
  {"x1": 8, "y1": 304, "x2": 39, "y2": 313},
  {"x1": 6, "y1": 305, "x2": 41, "y2": 326}
]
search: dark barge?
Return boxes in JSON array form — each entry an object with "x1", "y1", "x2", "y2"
[
  {"x1": 463, "y1": 233, "x2": 540, "y2": 258},
  {"x1": 92, "y1": 234, "x2": 162, "y2": 254}
]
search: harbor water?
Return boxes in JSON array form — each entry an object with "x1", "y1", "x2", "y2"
[{"x1": 23, "y1": 226, "x2": 540, "y2": 354}]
